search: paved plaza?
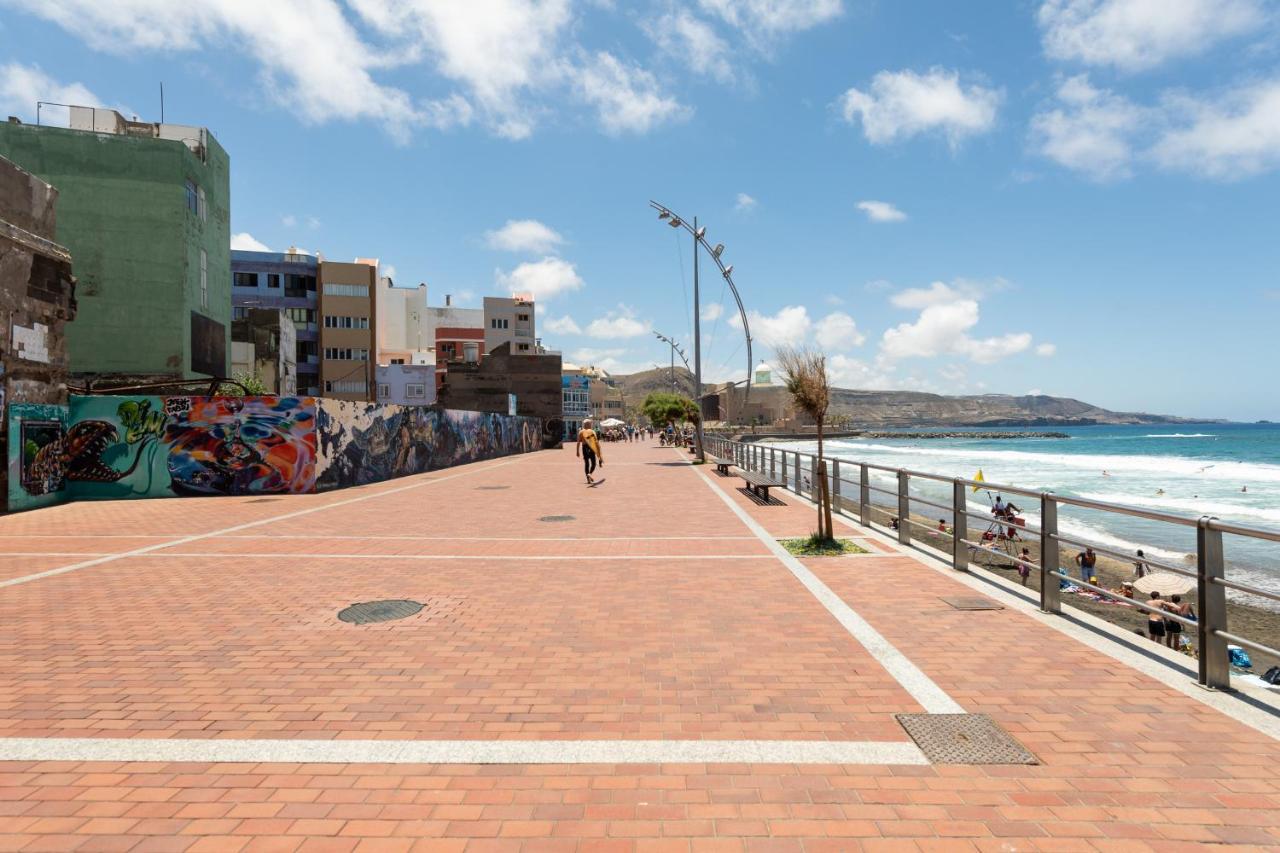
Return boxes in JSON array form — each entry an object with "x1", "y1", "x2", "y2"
[{"x1": 2, "y1": 441, "x2": 1279, "y2": 851}]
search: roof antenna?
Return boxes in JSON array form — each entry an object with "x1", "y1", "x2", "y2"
[{"x1": 160, "y1": 81, "x2": 165, "y2": 124}]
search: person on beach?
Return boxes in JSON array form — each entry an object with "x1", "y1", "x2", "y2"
[
  {"x1": 1075, "y1": 547, "x2": 1098, "y2": 584},
  {"x1": 993, "y1": 495, "x2": 1006, "y2": 517},
  {"x1": 1147, "y1": 592, "x2": 1167, "y2": 644},
  {"x1": 1166, "y1": 595, "x2": 1195, "y2": 650},
  {"x1": 1133, "y1": 549, "x2": 1149, "y2": 579},
  {"x1": 576, "y1": 418, "x2": 604, "y2": 484},
  {"x1": 1017, "y1": 547, "x2": 1033, "y2": 586}
]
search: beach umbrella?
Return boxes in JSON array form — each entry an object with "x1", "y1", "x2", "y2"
[
  {"x1": 1132, "y1": 572, "x2": 1197, "y2": 596},
  {"x1": 599, "y1": 418, "x2": 626, "y2": 428}
]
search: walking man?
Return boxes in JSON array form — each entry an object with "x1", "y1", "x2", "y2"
[{"x1": 576, "y1": 418, "x2": 604, "y2": 484}]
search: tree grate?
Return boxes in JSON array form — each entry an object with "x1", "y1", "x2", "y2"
[
  {"x1": 896, "y1": 713, "x2": 1037, "y2": 764},
  {"x1": 337, "y1": 600, "x2": 424, "y2": 625},
  {"x1": 940, "y1": 596, "x2": 1004, "y2": 611}
]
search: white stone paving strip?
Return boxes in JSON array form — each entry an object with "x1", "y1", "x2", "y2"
[
  {"x1": 694, "y1": 466, "x2": 965, "y2": 715},
  {"x1": 0, "y1": 457, "x2": 529, "y2": 590},
  {"x1": 132, "y1": 553, "x2": 776, "y2": 561},
  {"x1": 0, "y1": 737, "x2": 926, "y2": 766}
]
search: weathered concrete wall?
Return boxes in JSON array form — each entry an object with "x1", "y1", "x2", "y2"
[
  {"x1": 0, "y1": 121, "x2": 230, "y2": 379},
  {"x1": 0, "y1": 154, "x2": 77, "y2": 511}
]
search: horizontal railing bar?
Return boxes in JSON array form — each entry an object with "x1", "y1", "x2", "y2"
[
  {"x1": 1050, "y1": 533, "x2": 1198, "y2": 579},
  {"x1": 960, "y1": 538, "x2": 1035, "y2": 567},
  {"x1": 867, "y1": 484, "x2": 897, "y2": 498},
  {"x1": 1211, "y1": 630, "x2": 1280, "y2": 661},
  {"x1": 1209, "y1": 518, "x2": 1280, "y2": 543},
  {"x1": 907, "y1": 495, "x2": 953, "y2": 514},
  {"x1": 964, "y1": 509, "x2": 1042, "y2": 538},
  {"x1": 1211, "y1": 575, "x2": 1280, "y2": 603}
]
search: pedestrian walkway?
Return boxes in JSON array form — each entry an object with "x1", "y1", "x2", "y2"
[{"x1": 1, "y1": 440, "x2": 1278, "y2": 850}]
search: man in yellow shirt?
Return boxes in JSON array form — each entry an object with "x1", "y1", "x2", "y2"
[{"x1": 576, "y1": 418, "x2": 604, "y2": 484}]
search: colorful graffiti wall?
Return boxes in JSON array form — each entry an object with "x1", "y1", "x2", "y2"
[
  {"x1": 315, "y1": 400, "x2": 542, "y2": 491},
  {"x1": 6, "y1": 402, "x2": 70, "y2": 511}
]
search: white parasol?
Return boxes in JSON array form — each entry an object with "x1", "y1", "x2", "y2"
[
  {"x1": 599, "y1": 418, "x2": 626, "y2": 428},
  {"x1": 1132, "y1": 572, "x2": 1197, "y2": 596}
]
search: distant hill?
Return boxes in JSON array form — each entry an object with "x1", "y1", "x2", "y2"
[{"x1": 610, "y1": 368, "x2": 1214, "y2": 426}]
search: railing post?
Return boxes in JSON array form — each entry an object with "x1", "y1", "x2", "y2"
[
  {"x1": 1197, "y1": 517, "x2": 1230, "y2": 691},
  {"x1": 794, "y1": 452, "x2": 802, "y2": 493},
  {"x1": 897, "y1": 470, "x2": 911, "y2": 545},
  {"x1": 770, "y1": 448, "x2": 776, "y2": 479},
  {"x1": 810, "y1": 455, "x2": 818, "y2": 501},
  {"x1": 1040, "y1": 494, "x2": 1060, "y2": 614},
  {"x1": 781, "y1": 452, "x2": 788, "y2": 488},
  {"x1": 832, "y1": 460, "x2": 842, "y2": 510},
  {"x1": 952, "y1": 479, "x2": 968, "y2": 572},
  {"x1": 859, "y1": 464, "x2": 869, "y2": 527}
]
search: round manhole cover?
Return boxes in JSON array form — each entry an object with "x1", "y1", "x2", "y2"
[
  {"x1": 337, "y1": 600, "x2": 424, "y2": 625},
  {"x1": 539, "y1": 514, "x2": 575, "y2": 522}
]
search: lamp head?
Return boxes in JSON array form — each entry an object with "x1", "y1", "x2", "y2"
[
  {"x1": 712, "y1": 243, "x2": 724, "y2": 258},
  {"x1": 722, "y1": 265, "x2": 734, "y2": 277}
]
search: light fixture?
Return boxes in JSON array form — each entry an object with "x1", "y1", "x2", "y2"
[
  {"x1": 669, "y1": 217, "x2": 682, "y2": 228},
  {"x1": 722, "y1": 265, "x2": 734, "y2": 277},
  {"x1": 695, "y1": 226, "x2": 706, "y2": 239},
  {"x1": 657, "y1": 210, "x2": 670, "y2": 220},
  {"x1": 712, "y1": 243, "x2": 724, "y2": 258}
]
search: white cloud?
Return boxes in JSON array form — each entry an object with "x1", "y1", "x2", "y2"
[
  {"x1": 573, "y1": 51, "x2": 690, "y2": 135},
  {"x1": 281, "y1": 214, "x2": 298, "y2": 227},
  {"x1": 1038, "y1": 0, "x2": 1265, "y2": 72},
  {"x1": 230, "y1": 232, "x2": 271, "y2": 252},
  {"x1": 735, "y1": 192, "x2": 758, "y2": 212},
  {"x1": 836, "y1": 67, "x2": 1001, "y2": 146},
  {"x1": 890, "y1": 280, "x2": 975, "y2": 309},
  {"x1": 881, "y1": 281, "x2": 1034, "y2": 365},
  {"x1": 815, "y1": 312, "x2": 866, "y2": 350},
  {"x1": 585, "y1": 307, "x2": 648, "y2": 338},
  {"x1": 1031, "y1": 75, "x2": 1145, "y2": 180},
  {"x1": 485, "y1": 219, "x2": 565, "y2": 254},
  {"x1": 826, "y1": 354, "x2": 893, "y2": 389},
  {"x1": 701, "y1": 303, "x2": 725, "y2": 322},
  {"x1": 1152, "y1": 79, "x2": 1280, "y2": 179},
  {"x1": 1036, "y1": 343, "x2": 1058, "y2": 357},
  {"x1": 646, "y1": 10, "x2": 735, "y2": 84},
  {"x1": 731, "y1": 305, "x2": 812, "y2": 349},
  {"x1": 856, "y1": 200, "x2": 907, "y2": 222},
  {"x1": 307, "y1": 216, "x2": 322, "y2": 230},
  {"x1": 1026, "y1": 388, "x2": 1045, "y2": 396},
  {"x1": 698, "y1": 0, "x2": 843, "y2": 47},
  {"x1": 495, "y1": 256, "x2": 584, "y2": 300},
  {"x1": 0, "y1": 62, "x2": 103, "y2": 125},
  {"x1": 544, "y1": 314, "x2": 582, "y2": 335},
  {"x1": 382, "y1": 264, "x2": 398, "y2": 280}
]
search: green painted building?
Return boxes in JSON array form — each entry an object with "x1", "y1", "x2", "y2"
[{"x1": 0, "y1": 109, "x2": 230, "y2": 379}]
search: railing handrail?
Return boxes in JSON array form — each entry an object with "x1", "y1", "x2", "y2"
[{"x1": 707, "y1": 435, "x2": 1280, "y2": 692}]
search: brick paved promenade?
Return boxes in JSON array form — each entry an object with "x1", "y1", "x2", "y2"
[{"x1": 2, "y1": 441, "x2": 1279, "y2": 851}]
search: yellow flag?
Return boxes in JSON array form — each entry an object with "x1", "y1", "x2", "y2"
[{"x1": 972, "y1": 469, "x2": 985, "y2": 493}]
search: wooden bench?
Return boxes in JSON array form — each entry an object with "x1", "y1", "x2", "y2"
[
  {"x1": 740, "y1": 469, "x2": 785, "y2": 502},
  {"x1": 708, "y1": 455, "x2": 734, "y2": 475}
]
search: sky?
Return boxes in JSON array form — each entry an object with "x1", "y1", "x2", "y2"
[{"x1": 1, "y1": 0, "x2": 1278, "y2": 421}]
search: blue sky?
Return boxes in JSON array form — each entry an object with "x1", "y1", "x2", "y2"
[{"x1": 1, "y1": 0, "x2": 1278, "y2": 420}]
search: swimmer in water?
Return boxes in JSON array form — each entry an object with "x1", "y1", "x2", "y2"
[
  {"x1": 1102, "y1": 470, "x2": 1110, "y2": 477},
  {"x1": 1156, "y1": 488, "x2": 1165, "y2": 495},
  {"x1": 1242, "y1": 485, "x2": 1248, "y2": 493}
]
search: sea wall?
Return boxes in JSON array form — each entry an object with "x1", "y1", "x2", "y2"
[{"x1": 5, "y1": 395, "x2": 541, "y2": 509}]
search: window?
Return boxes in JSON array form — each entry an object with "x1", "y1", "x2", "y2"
[
  {"x1": 267, "y1": 274, "x2": 280, "y2": 289},
  {"x1": 390, "y1": 358, "x2": 405, "y2": 365},
  {"x1": 325, "y1": 379, "x2": 368, "y2": 394},
  {"x1": 406, "y1": 383, "x2": 426, "y2": 398},
  {"x1": 197, "y1": 186, "x2": 207, "y2": 222},
  {"x1": 185, "y1": 179, "x2": 198, "y2": 215},
  {"x1": 490, "y1": 317, "x2": 509, "y2": 329},
  {"x1": 323, "y1": 283, "x2": 368, "y2": 297},
  {"x1": 285, "y1": 308, "x2": 315, "y2": 326},
  {"x1": 322, "y1": 315, "x2": 369, "y2": 329},
  {"x1": 233, "y1": 306, "x2": 250, "y2": 320},
  {"x1": 463, "y1": 342, "x2": 479, "y2": 363},
  {"x1": 378, "y1": 384, "x2": 390, "y2": 398},
  {"x1": 199, "y1": 249, "x2": 208, "y2": 309},
  {"x1": 233, "y1": 272, "x2": 257, "y2": 288},
  {"x1": 518, "y1": 313, "x2": 529, "y2": 321},
  {"x1": 323, "y1": 347, "x2": 368, "y2": 360},
  {"x1": 517, "y1": 343, "x2": 530, "y2": 352},
  {"x1": 285, "y1": 274, "x2": 315, "y2": 296}
]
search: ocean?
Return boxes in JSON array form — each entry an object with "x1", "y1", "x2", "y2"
[{"x1": 774, "y1": 423, "x2": 1280, "y2": 608}]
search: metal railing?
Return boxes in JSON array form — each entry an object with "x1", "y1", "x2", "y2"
[{"x1": 707, "y1": 435, "x2": 1280, "y2": 691}]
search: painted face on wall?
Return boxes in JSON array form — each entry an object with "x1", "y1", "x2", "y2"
[{"x1": 163, "y1": 397, "x2": 317, "y2": 495}]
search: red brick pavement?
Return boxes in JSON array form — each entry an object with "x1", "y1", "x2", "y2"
[{"x1": 1, "y1": 441, "x2": 1278, "y2": 850}]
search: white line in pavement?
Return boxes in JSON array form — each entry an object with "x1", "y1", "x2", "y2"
[
  {"x1": 131, "y1": 553, "x2": 775, "y2": 561},
  {"x1": 0, "y1": 534, "x2": 759, "y2": 541},
  {"x1": 0, "y1": 457, "x2": 530, "y2": 590},
  {"x1": 0, "y1": 737, "x2": 927, "y2": 766},
  {"x1": 692, "y1": 465, "x2": 965, "y2": 715}
]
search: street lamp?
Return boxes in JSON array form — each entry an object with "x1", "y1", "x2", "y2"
[
  {"x1": 648, "y1": 200, "x2": 754, "y2": 460},
  {"x1": 653, "y1": 330, "x2": 690, "y2": 393}
]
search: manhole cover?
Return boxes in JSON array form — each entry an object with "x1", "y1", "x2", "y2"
[
  {"x1": 477, "y1": 486, "x2": 510, "y2": 490},
  {"x1": 337, "y1": 600, "x2": 424, "y2": 625},
  {"x1": 539, "y1": 515, "x2": 575, "y2": 522},
  {"x1": 896, "y1": 714, "x2": 1037, "y2": 764},
  {"x1": 941, "y1": 596, "x2": 1003, "y2": 611}
]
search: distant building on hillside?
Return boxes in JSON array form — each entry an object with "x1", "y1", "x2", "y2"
[{"x1": 0, "y1": 108, "x2": 230, "y2": 384}]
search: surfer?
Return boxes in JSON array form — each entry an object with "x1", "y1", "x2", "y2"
[{"x1": 1155, "y1": 488, "x2": 1165, "y2": 495}]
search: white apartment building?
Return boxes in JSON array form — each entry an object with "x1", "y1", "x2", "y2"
[{"x1": 483, "y1": 295, "x2": 537, "y2": 355}]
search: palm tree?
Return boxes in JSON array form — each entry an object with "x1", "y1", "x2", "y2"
[{"x1": 775, "y1": 346, "x2": 834, "y2": 541}]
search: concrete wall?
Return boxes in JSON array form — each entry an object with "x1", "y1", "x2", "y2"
[
  {"x1": 440, "y1": 342, "x2": 563, "y2": 447},
  {"x1": 0, "y1": 120, "x2": 231, "y2": 379}
]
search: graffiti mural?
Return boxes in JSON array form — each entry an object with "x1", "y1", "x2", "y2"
[
  {"x1": 6, "y1": 402, "x2": 70, "y2": 511},
  {"x1": 66, "y1": 396, "x2": 317, "y2": 500},
  {"x1": 316, "y1": 400, "x2": 541, "y2": 491}
]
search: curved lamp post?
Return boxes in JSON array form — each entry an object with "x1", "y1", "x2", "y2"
[
  {"x1": 648, "y1": 200, "x2": 753, "y2": 461},
  {"x1": 653, "y1": 330, "x2": 690, "y2": 393}
]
